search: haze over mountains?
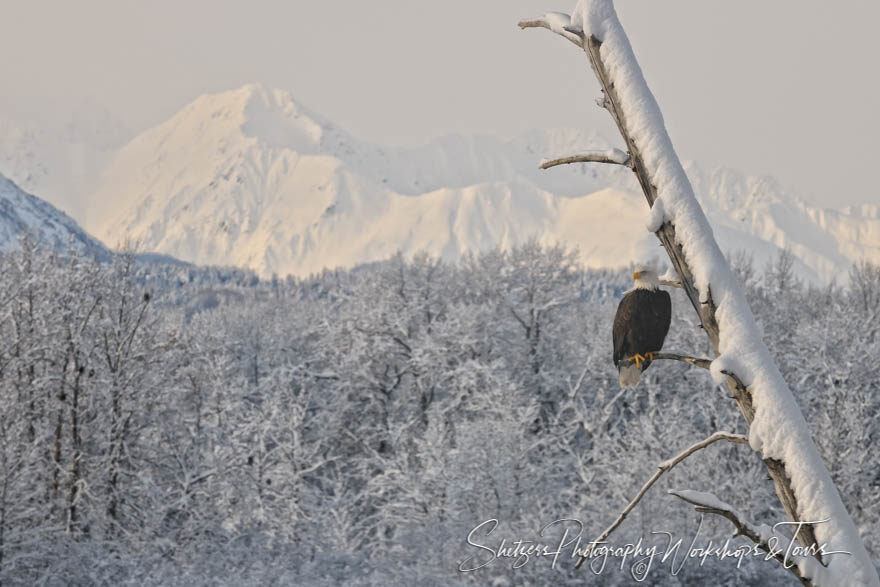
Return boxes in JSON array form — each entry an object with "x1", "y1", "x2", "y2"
[
  {"x1": 0, "y1": 100, "x2": 129, "y2": 220},
  {"x1": 1, "y1": 83, "x2": 878, "y2": 281}
]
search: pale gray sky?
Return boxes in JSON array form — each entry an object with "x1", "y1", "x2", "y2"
[{"x1": 2, "y1": 0, "x2": 879, "y2": 207}]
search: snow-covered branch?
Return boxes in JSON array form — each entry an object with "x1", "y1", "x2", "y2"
[
  {"x1": 540, "y1": 148, "x2": 631, "y2": 170},
  {"x1": 575, "y1": 432, "x2": 747, "y2": 569},
  {"x1": 518, "y1": 12, "x2": 583, "y2": 46},
  {"x1": 669, "y1": 490, "x2": 819, "y2": 586}
]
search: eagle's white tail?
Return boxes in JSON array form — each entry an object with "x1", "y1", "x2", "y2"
[{"x1": 618, "y1": 363, "x2": 641, "y2": 388}]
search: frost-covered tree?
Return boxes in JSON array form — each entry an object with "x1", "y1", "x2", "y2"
[{"x1": 0, "y1": 237, "x2": 877, "y2": 585}]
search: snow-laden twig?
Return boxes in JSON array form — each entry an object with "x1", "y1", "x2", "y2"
[
  {"x1": 669, "y1": 490, "x2": 815, "y2": 586},
  {"x1": 540, "y1": 148, "x2": 632, "y2": 169},
  {"x1": 575, "y1": 432, "x2": 747, "y2": 569},
  {"x1": 518, "y1": 12, "x2": 583, "y2": 46}
]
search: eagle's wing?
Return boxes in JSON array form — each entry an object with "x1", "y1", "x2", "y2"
[
  {"x1": 612, "y1": 291, "x2": 637, "y2": 367},
  {"x1": 655, "y1": 290, "x2": 672, "y2": 347}
]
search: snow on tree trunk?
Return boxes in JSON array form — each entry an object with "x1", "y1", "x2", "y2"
[{"x1": 521, "y1": 1, "x2": 878, "y2": 585}]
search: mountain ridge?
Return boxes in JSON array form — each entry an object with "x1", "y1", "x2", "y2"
[
  {"x1": 8, "y1": 83, "x2": 878, "y2": 281},
  {"x1": 0, "y1": 172, "x2": 106, "y2": 256}
]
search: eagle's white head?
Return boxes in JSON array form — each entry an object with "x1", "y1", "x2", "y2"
[{"x1": 632, "y1": 267, "x2": 661, "y2": 290}]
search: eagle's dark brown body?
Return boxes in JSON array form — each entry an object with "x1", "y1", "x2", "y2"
[{"x1": 613, "y1": 287, "x2": 671, "y2": 383}]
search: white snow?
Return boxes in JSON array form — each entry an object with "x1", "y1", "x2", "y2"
[
  {"x1": 576, "y1": 1, "x2": 879, "y2": 584},
  {"x1": 644, "y1": 197, "x2": 665, "y2": 232},
  {"x1": 659, "y1": 267, "x2": 678, "y2": 283},
  {"x1": 568, "y1": 0, "x2": 615, "y2": 39},
  {"x1": 543, "y1": 11, "x2": 574, "y2": 35},
  {"x1": 603, "y1": 147, "x2": 630, "y2": 164}
]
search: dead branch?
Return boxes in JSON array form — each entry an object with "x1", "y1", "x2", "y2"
[
  {"x1": 659, "y1": 279, "x2": 683, "y2": 288},
  {"x1": 650, "y1": 352, "x2": 711, "y2": 370},
  {"x1": 669, "y1": 490, "x2": 813, "y2": 586},
  {"x1": 540, "y1": 150, "x2": 632, "y2": 170},
  {"x1": 576, "y1": 432, "x2": 748, "y2": 569}
]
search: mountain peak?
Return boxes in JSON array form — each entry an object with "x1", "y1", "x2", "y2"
[
  {"x1": 84, "y1": 85, "x2": 879, "y2": 282},
  {"x1": 169, "y1": 83, "x2": 333, "y2": 153}
]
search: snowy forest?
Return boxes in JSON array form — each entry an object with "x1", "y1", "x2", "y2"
[{"x1": 0, "y1": 240, "x2": 877, "y2": 585}]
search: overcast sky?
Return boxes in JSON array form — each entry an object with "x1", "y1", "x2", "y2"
[{"x1": 2, "y1": 0, "x2": 878, "y2": 207}]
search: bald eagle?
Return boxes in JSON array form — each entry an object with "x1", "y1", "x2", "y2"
[{"x1": 613, "y1": 268, "x2": 671, "y2": 388}]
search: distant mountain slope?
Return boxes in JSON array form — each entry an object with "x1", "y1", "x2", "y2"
[
  {"x1": 0, "y1": 172, "x2": 106, "y2": 255},
  {"x1": 84, "y1": 83, "x2": 879, "y2": 281}
]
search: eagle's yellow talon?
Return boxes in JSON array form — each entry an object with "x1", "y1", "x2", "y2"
[{"x1": 631, "y1": 353, "x2": 647, "y2": 369}]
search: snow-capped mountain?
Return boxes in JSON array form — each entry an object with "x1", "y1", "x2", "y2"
[
  {"x1": 684, "y1": 165, "x2": 880, "y2": 283},
  {"x1": 81, "y1": 83, "x2": 879, "y2": 281},
  {"x1": 0, "y1": 172, "x2": 105, "y2": 255}
]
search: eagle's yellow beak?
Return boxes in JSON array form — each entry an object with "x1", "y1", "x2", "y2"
[{"x1": 633, "y1": 271, "x2": 642, "y2": 279}]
